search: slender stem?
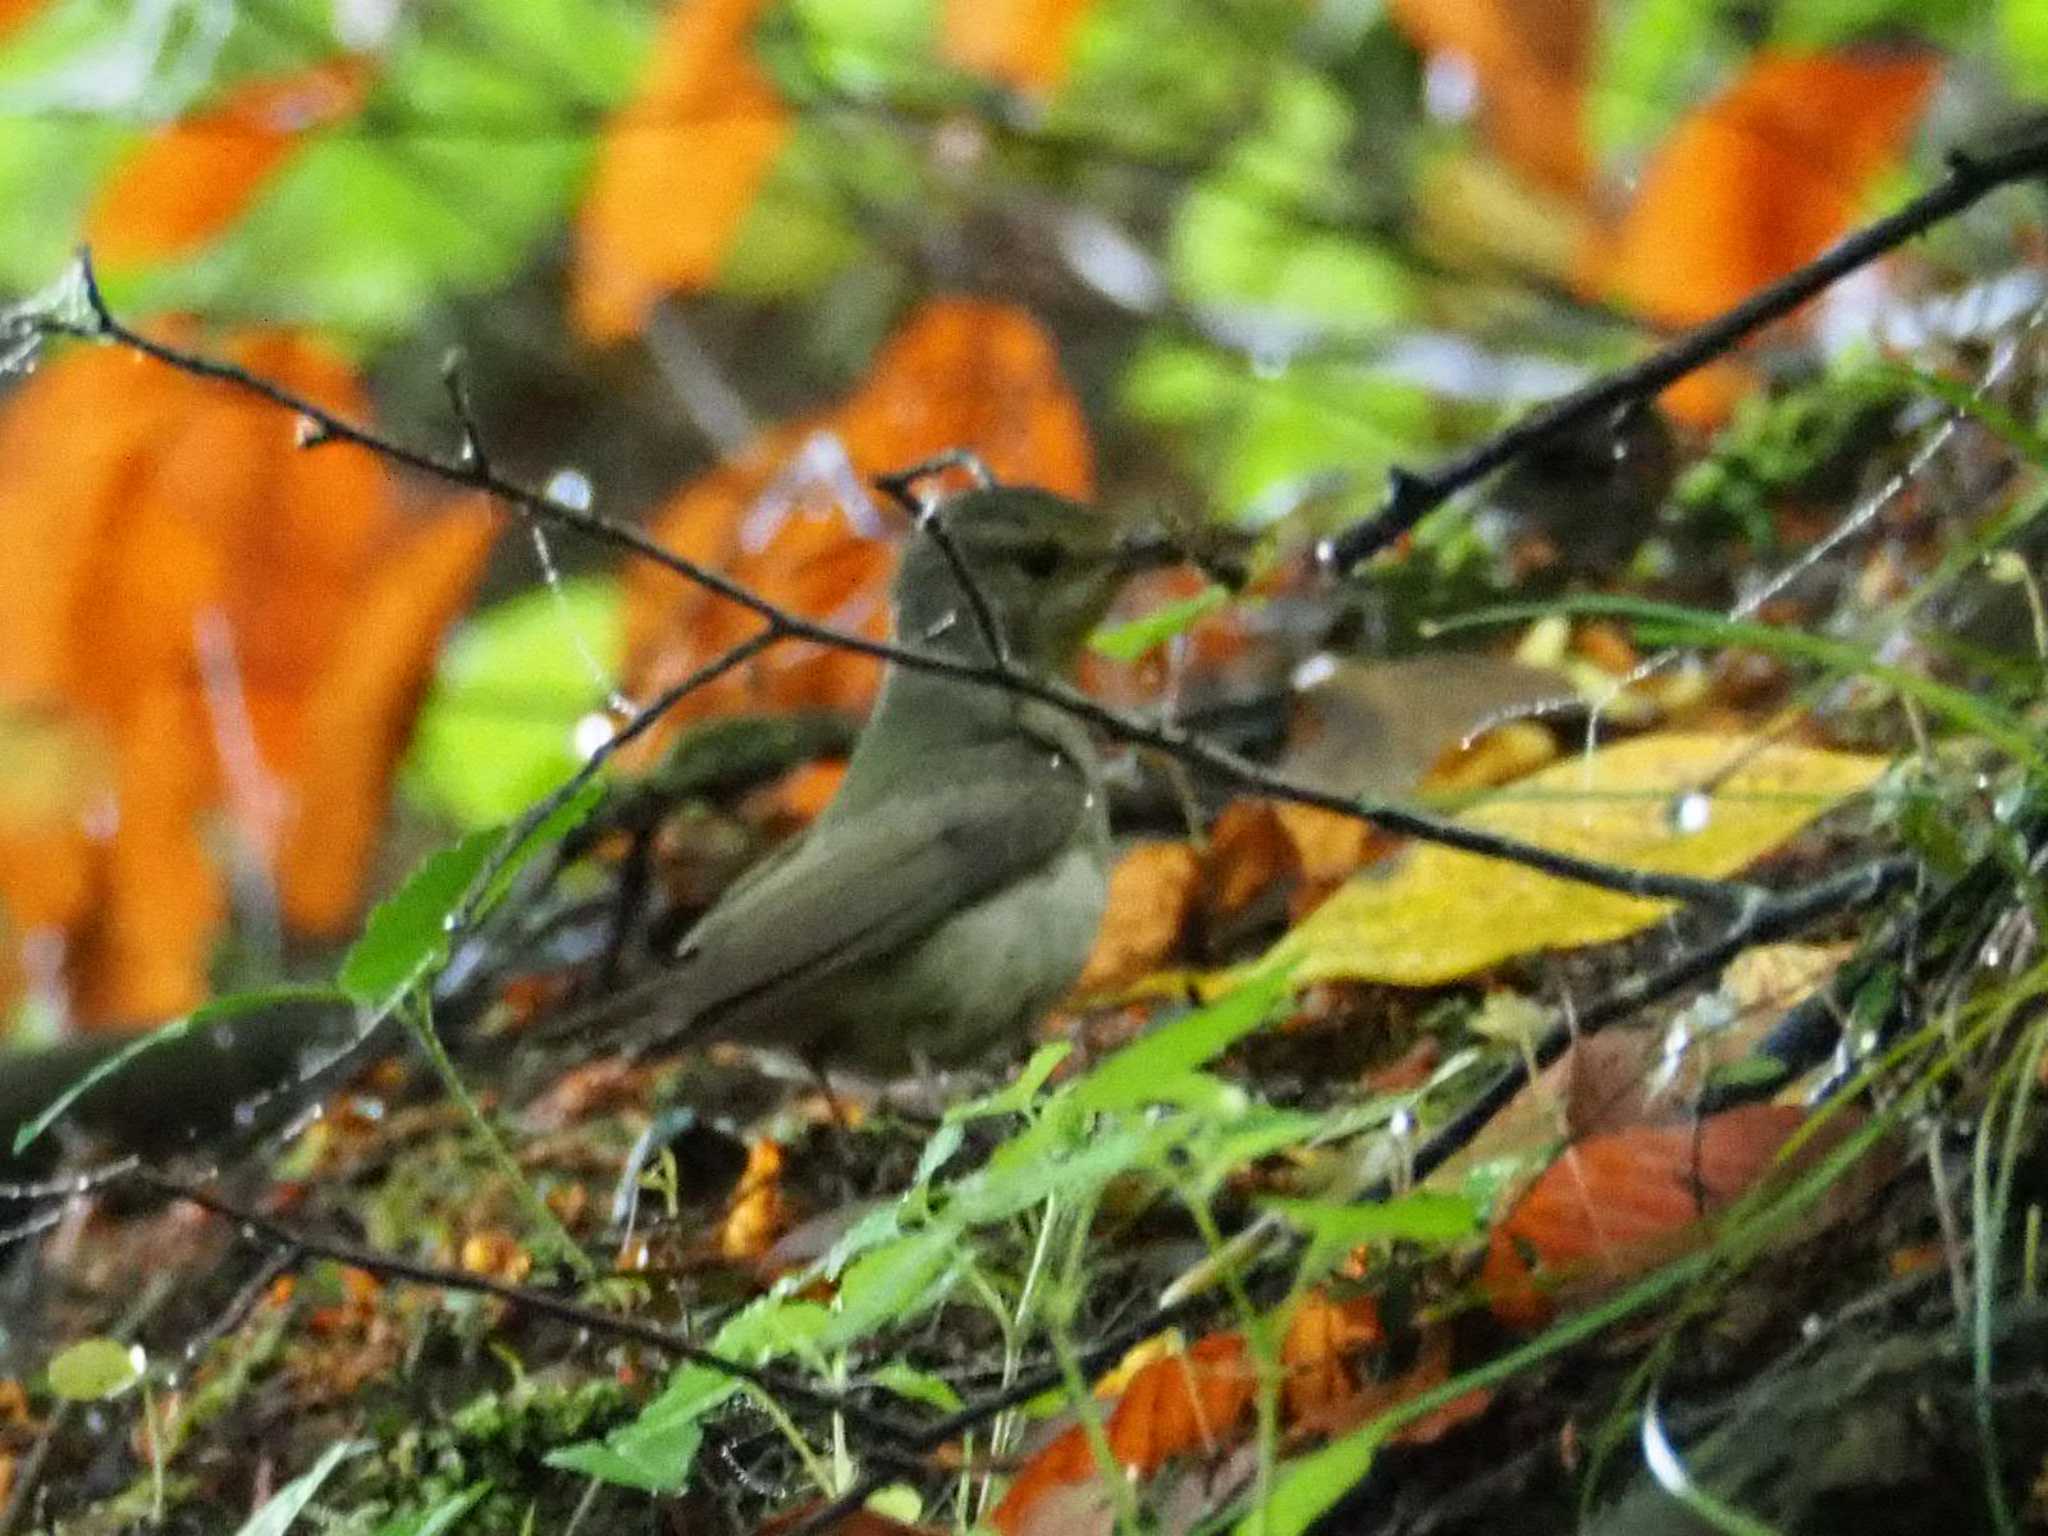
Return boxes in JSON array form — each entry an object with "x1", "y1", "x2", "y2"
[
  {"x1": 1322, "y1": 126, "x2": 2048, "y2": 569},
  {"x1": 28, "y1": 267, "x2": 1761, "y2": 912}
]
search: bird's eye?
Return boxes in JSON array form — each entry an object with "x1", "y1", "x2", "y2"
[{"x1": 1019, "y1": 540, "x2": 1065, "y2": 579}]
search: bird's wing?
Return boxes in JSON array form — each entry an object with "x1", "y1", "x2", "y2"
[{"x1": 646, "y1": 735, "x2": 1096, "y2": 1049}]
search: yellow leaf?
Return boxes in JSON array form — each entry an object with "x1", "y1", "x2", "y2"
[{"x1": 1269, "y1": 733, "x2": 1887, "y2": 987}]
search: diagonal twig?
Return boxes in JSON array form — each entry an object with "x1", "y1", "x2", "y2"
[
  {"x1": 1321, "y1": 126, "x2": 2048, "y2": 570},
  {"x1": 22, "y1": 265, "x2": 1763, "y2": 913}
]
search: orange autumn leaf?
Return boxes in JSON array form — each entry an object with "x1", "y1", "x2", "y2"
[
  {"x1": 572, "y1": 0, "x2": 792, "y2": 341},
  {"x1": 86, "y1": 57, "x2": 373, "y2": 267},
  {"x1": 1658, "y1": 359, "x2": 1760, "y2": 433},
  {"x1": 1108, "y1": 1331, "x2": 1256, "y2": 1473},
  {"x1": 942, "y1": 0, "x2": 1095, "y2": 96},
  {"x1": 1207, "y1": 800, "x2": 1300, "y2": 918},
  {"x1": 0, "y1": 335, "x2": 495, "y2": 1026},
  {"x1": 621, "y1": 298, "x2": 1092, "y2": 747},
  {"x1": 1580, "y1": 48, "x2": 1940, "y2": 329},
  {"x1": 1076, "y1": 841, "x2": 1199, "y2": 993},
  {"x1": 718, "y1": 1137, "x2": 791, "y2": 1261},
  {"x1": 1281, "y1": 1290, "x2": 1386, "y2": 1429},
  {"x1": 0, "y1": 0, "x2": 46, "y2": 42},
  {"x1": 1482, "y1": 1103, "x2": 1809, "y2": 1329},
  {"x1": 992, "y1": 1333, "x2": 1255, "y2": 1535},
  {"x1": 279, "y1": 499, "x2": 501, "y2": 934},
  {"x1": 1390, "y1": 0, "x2": 1593, "y2": 195}
]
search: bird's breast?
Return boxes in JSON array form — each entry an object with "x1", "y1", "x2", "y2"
[{"x1": 828, "y1": 832, "x2": 1110, "y2": 1073}]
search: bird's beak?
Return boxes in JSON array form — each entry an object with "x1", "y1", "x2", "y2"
[
  {"x1": 1115, "y1": 528, "x2": 1251, "y2": 590},
  {"x1": 1113, "y1": 531, "x2": 1184, "y2": 574}
]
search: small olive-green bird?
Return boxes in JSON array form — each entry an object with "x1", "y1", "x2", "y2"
[{"x1": 626, "y1": 483, "x2": 1161, "y2": 1076}]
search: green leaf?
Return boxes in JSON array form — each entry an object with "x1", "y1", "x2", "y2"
[
  {"x1": 112, "y1": 0, "x2": 651, "y2": 336},
  {"x1": 338, "y1": 784, "x2": 602, "y2": 1009},
  {"x1": 1119, "y1": 338, "x2": 1436, "y2": 513},
  {"x1": 2010, "y1": 0, "x2": 2048, "y2": 94},
  {"x1": 1090, "y1": 585, "x2": 1230, "y2": 661},
  {"x1": 1586, "y1": 0, "x2": 1734, "y2": 160},
  {"x1": 819, "y1": 1230, "x2": 959, "y2": 1347},
  {"x1": 232, "y1": 1440, "x2": 368, "y2": 1536},
  {"x1": 370, "y1": 1484, "x2": 491, "y2": 1536},
  {"x1": 11, "y1": 986, "x2": 346, "y2": 1157},
  {"x1": 865, "y1": 1486, "x2": 925, "y2": 1526},
  {"x1": 548, "y1": 1294, "x2": 833, "y2": 1492},
  {"x1": 338, "y1": 829, "x2": 501, "y2": 1009},
  {"x1": 945, "y1": 1119, "x2": 1164, "y2": 1226},
  {"x1": 1070, "y1": 965, "x2": 1295, "y2": 1112},
  {"x1": 404, "y1": 578, "x2": 624, "y2": 828},
  {"x1": 945, "y1": 1041, "x2": 1071, "y2": 1124},
  {"x1": 1703, "y1": 1055, "x2": 1794, "y2": 1098},
  {"x1": 547, "y1": 1422, "x2": 704, "y2": 1493},
  {"x1": 46, "y1": 1338, "x2": 145, "y2": 1401},
  {"x1": 1266, "y1": 1193, "x2": 1480, "y2": 1280},
  {"x1": 867, "y1": 1361, "x2": 964, "y2": 1413}
]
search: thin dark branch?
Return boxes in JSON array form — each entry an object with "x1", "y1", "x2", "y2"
[
  {"x1": 1406, "y1": 854, "x2": 1919, "y2": 1185},
  {"x1": 136, "y1": 1170, "x2": 929, "y2": 1445},
  {"x1": 451, "y1": 626, "x2": 784, "y2": 929},
  {"x1": 438, "y1": 348, "x2": 491, "y2": 479},
  {"x1": 0, "y1": 1155, "x2": 142, "y2": 1205},
  {"x1": 876, "y1": 455, "x2": 1013, "y2": 669},
  {"x1": 26, "y1": 270, "x2": 1759, "y2": 912},
  {"x1": 1322, "y1": 126, "x2": 2048, "y2": 570}
]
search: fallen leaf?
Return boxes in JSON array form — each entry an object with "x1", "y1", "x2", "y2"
[
  {"x1": 1109, "y1": 1332, "x2": 1256, "y2": 1474},
  {"x1": 621, "y1": 298, "x2": 1093, "y2": 752},
  {"x1": 572, "y1": 0, "x2": 792, "y2": 340},
  {"x1": 1268, "y1": 733, "x2": 1888, "y2": 988},
  {"x1": 1282, "y1": 655, "x2": 1574, "y2": 805},
  {"x1": 86, "y1": 57, "x2": 374, "y2": 267},
  {"x1": 1077, "y1": 842, "x2": 1201, "y2": 993},
  {"x1": 1420, "y1": 720, "x2": 1558, "y2": 795},
  {"x1": 992, "y1": 1332, "x2": 1255, "y2": 1535},
  {"x1": 1281, "y1": 1290, "x2": 1385, "y2": 1429},
  {"x1": 1482, "y1": 1103, "x2": 1810, "y2": 1328},
  {"x1": 1207, "y1": 801, "x2": 1301, "y2": 917},
  {"x1": 719, "y1": 1138, "x2": 791, "y2": 1262},
  {"x1": 1720, "y1": 941, "x2": 1849, "y2": 1019},
  {"x1": 943, "y1": 0, "x2": 1095, "y2": 96}
]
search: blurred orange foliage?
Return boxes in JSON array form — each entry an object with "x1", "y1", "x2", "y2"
[
  {"x1": 86, "y1": 57, "x2": 374, "y2": 268},
  {"x1": 1580, "y1": 49, "x2": 1940, "y2": 330},
  {"x1": 0, "y1": 336, "x2": 496, "y2": 1028},
  {"x1": 0, "y1": 0, "x2": 45, "y2": 41},
  {"x1": 1390, "y1": 5, "x2": 1938, "y2": 429},
  {"x1": 620, "y1": 296, "x2": 1094, "y2": 752},
  {"x1": 1390, "y1": 0, "x2": 1593, "y2": 195},
  {"x1": 942, "y1": 0, "x2": 1095, "y2": 96},
  {"x1": 573, "y1": 0, "x2": 792, "y2": 341}
]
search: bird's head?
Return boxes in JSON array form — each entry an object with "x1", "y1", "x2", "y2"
[{"x1": 891, "y1": 485, "x2": 1168, "y2": 672}]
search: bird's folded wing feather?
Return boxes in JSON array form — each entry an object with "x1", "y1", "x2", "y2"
[{"x1": 648, "y1": 735, "x2": 1094, "y2": 1045}]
